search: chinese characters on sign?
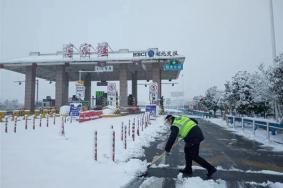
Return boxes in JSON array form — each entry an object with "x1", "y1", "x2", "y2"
[
  {"x1": 62, "y1": 43, "x2": 179, "y2": 61},
  {"x1": 133, "y1": 50, "x2": 178, "y2": 58},
  {"x1": 107, "y1": 83, "x2": 117, "y2": 107},
  {"x1": 76, "y1": 83, "x2": 85, "y2": 101},
  {"x1": 97, "y1": 42, "x2": 109, "y2": 57},
  {"x1": 163, "y1": 63, "x2": 183, "y2": 71},
  {"x1": 69, "y1": 103, "x2": 82, "y2": 118},
  {"x1": 63, "y1": 43, "x2": 74, "y2": 58},
  {"x1": 156, "y1": 50, "x2": 178, "y2": 57},
  {"x1": 63, "y1": 42, "x2": 109, "y2": 59},
  {"x1": 94, "y1": 66, "x2": 113, "y2": 72},
  {"x1": 79, "y1": 43, "x2": 93, "y2": 58}
]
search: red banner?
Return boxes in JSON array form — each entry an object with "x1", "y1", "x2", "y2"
[{"x1": 79, "y1": 110, "x2": 102, "y2": 123}]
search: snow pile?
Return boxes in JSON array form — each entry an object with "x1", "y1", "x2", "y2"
[
  {"x1": 139, "y1": 177, "x2": 164, "y2": 188},
  {"x1": 102, "y1": 105, "x2": 118, "y2": 115},
  {"x1": 216, "y1": 166, "x2": 283, "y2": 175},
  {"x1": 176, "y1": 174, "x2": 226, "y2": 188},
  {"x1": 1, "y1": 114, "x2": 167, "y2": 188},
  {"x1": 59, "y1": 105, "x2": 70, "y2": 115},
  {"x1": 207, "y1": 118, "x2": 283, "y2": 152},
  {"x1": 246, "y1": 181, "x2": 283, "y2": 188}
]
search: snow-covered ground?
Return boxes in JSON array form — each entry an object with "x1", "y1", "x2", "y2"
[
  {"x1": 2, "y1": 115, "x2": 283, "y2": 188},
  {"x1": 1, "y1": 114, "x2": 168, "y2": 188},
  {"x1": 207, "y1": 118, "x2": 283, "y2": 152}
]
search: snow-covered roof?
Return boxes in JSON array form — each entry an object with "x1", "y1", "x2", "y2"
[
  {"x1": 0, "y1": 49, "x2": 186, "y2": 82},
  {"x1": 0, "y1": 50, "x2": 185, "y2": 65}
]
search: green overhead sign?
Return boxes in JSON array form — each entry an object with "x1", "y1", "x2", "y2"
[{"x1": 163, "y1": 60, "x2": 183, "y2": 71}]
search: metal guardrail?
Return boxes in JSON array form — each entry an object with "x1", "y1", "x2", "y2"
[{"x1": 226, "y1": 115, "x2": 283, "y2": 141}]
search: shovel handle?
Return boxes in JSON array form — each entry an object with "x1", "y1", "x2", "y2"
[{"x1": 147, "y1": 139, "x2": 181, "y2": 168}]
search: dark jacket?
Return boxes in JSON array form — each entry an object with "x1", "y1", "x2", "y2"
[{"x1": 165, "y1": 117, "x2": 204, "y2": 152}]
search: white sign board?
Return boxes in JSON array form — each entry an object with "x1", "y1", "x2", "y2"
[
  {"x1": 107, "y1": 83, "x2": 117, "y2": 107},
  {"x1": 107, "y1": 83, "x2": 116, "y2": 96},
  {"x1": 76, "y1": 83, "x2": 85, "y2": 100},
  {"x1": 149, "y1": 82, "x2": 158, "y2": 103},
  {"x1": 94, "y1": 66, "x2": 113, "y2": 72},
  {"x1": 149, "y1": 82, "x2": 158, "y2": 94}
]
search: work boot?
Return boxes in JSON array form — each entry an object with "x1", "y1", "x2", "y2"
[
  {"x1": 207, "y1": 167, "x2": 217, "y2": 178},
  {"x1": 179, "y1": 167, "x2": 192, "y2": 175}
]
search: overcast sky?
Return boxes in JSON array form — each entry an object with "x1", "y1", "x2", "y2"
[{"x1": 0, "y1": 0, "x2": 282, "y2": 104}]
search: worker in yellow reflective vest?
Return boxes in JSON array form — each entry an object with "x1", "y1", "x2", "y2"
[{"x1": 164, "y1": 114, "x2": 216, "y2": 178}]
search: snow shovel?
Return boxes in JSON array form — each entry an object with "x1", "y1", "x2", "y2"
[{"x1": 139, "y1": 139, "x2": 181, "y2": 177}]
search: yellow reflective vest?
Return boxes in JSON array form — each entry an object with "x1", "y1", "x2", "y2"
[{"x1": 173, "y1": 116, "x2": 197, "y2": 139}]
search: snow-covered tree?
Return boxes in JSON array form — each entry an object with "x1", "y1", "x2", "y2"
[
  {"x1": 249, "y1": 69, "x2": 271, "y2": 117},
  {"x1": 223, "y1": 81, "x2": 237, "y2": 114},
  {"x1": 268, "y1": 53, "x2": 283, "y2": 120},
  {"x1": 202, "y1": 86, "x2": 223, "y2": 116},
  {"x1": 0, "y1": 99, "x2": 23, "y2": 111},
  {"x1": 195, "y1": 53, "x2": 283, "y2": 120},
  {"x1": 234, "y1": 71, "x2": 252, "y2": 114},
  {"x1": 192, "y1": 96, "x2": 206, "y2": 111}
]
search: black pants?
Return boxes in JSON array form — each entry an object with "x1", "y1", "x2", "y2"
[{"x1": 184, "y1": 142, "x2": 214, "y2": 171}]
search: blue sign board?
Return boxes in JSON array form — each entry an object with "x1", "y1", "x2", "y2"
[
  {"x1": 69, "y1": 103, "x2": 82, "y2": 118},
  {"x1": 163, "y1": 63, "x2": 183, "y2": 71},
  {"x1": 146, "y1": 105, "x2": 157, "y2": 117}
]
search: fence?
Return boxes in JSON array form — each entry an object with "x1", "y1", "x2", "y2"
[
  {"x1": 226, "y1": 115, "x2": 283, "y2": 141},
  {"x1": 94, "y1": 112, "x2": 151, "y2": 162}
]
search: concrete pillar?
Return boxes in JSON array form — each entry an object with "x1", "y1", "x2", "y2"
[
  {"x1": 119, "y1": 65, "x2": 128, "y2": 108},
  {"x1": 64, "y1": 71, "x2": 69, "y2": 104},
  {"x1": 24, "y1": 63, "x2": 37, "y2": 112},
  {"x1": 132, "y1": 71, "x2": 137, "y2": 106},
  {"x1": 152, "y1": 64, "x2": 161, "y2": 101},
  {"x1": 84, "y1": 73, "x2": 91, "y2": 105},
  {"x1": 55, "y1": 65, "x2": 68, "y2": 107}
]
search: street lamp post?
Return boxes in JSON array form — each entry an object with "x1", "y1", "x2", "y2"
[{"x1": 269, "y1": 0, "x2": 276, "y2": 59}]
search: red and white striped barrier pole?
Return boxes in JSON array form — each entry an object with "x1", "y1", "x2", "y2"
[
  {"x1": 128, "y1": 119, "x2": 130, "y2": 136},
  {"x1": 112, "y1": 131, "x2": 115, "y2": 162},
  {"x1": 141, "y1": 115, "x2": 144, "y2": 131},
  {"x1": 124, "y1": 126, "x2": 127, "y2": 150},
  {"x1": 61, "y1": 116, "x2": 65, "y2": 136},
  {"x1": 39, "y1": 114, "x2": 42, "y2": 127},
  {"x1": 25, "y1": 115, "x2": 28, "y2": 130},
  {"x1": 145, "y1": 120, "x2": 148, "y2": 128},
  {"x1": 46, "y1": 114, "x2": 49, "y2": 127},
  {"x1": 53, "y1": 114, "x2": 56, "y2": 125},
  {"x1": 94, "y1": 131, "x2": 98, "y2": 161},
  {"x1": 141, "y1": 117, "x2": 144, "y2": 131},
  {"x1": 121, "y1": 122, "x2": 124, "y2": 141},
  {"x1": 132, "y1": 121, "x2": 135, "y2": 142},
  {"x1": 33, "y1": 115, "x2": 35, "y2": 130},
  {"x1": 14, "y1": 116, "x2": 17, "y2": 133},
  {"x1": 137, "y1": 119, "x2": 140, "y2": 136},
  {"x1": 5, "y1": 117, "x2": 8, "y2": 133}
]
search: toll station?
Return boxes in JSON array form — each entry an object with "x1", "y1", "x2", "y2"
[{"x1": 0, "y1": 43, "x2": 185, "y2": 112}]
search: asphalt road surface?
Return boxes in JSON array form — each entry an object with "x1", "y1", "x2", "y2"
[{"x1": 125, "y1": 118, "x2": 283, "y2": 188}]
